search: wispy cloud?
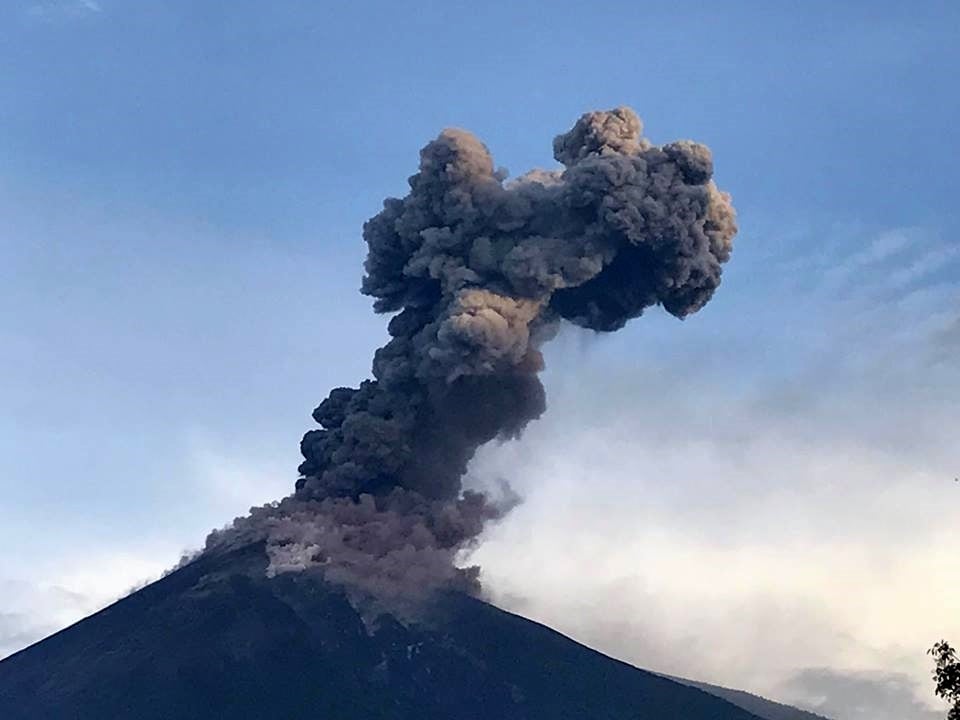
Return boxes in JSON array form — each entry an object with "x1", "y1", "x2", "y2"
[
  {"x1": 0, "y1": 580, "x2": 98, "y2": 659},
  {"x1": 0, "y1": 434, "x2": 292, "y2": 660},
  {"x1": 0, "y1": 551, "x2": 174, "y2": 660},
  {"x1": 26, "y1": 0, "x2": 102, "y2": 20},
  {"x1": 785, "y1": 668, "x2": 945, "y2": 720}
]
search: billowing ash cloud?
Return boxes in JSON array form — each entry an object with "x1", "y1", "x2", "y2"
[{"x1": 206, "y1": 107, "x2": 737, "y2": 607}]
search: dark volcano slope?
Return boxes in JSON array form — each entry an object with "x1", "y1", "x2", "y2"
[{"x1": 0, "y1": 544, "x2": 763, "y2": 720}]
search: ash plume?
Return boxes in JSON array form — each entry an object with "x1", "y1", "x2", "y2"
[{"x1": 206, "y1": 107, "x2": 737, "y2": 607}]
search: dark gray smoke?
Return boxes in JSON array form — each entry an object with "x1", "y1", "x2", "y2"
[{"x1": 206, "y1": 107, "x2": 737, "y2": 606}]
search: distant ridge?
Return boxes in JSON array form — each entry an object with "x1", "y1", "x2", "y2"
[{"x1": 666, "y1": 675, "x2": 832, "y2": 720}]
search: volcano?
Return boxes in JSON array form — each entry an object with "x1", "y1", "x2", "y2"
[
  {"x1": 0, "y1": 108, "x2": 792, "y2": 718},
  {"x1": 0, "y1": 543, "x2": 826, "y2": 720}
]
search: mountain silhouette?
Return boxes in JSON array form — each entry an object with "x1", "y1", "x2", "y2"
[{"x1": 0, "y1": 542, "x2": 825, "y2": 720}]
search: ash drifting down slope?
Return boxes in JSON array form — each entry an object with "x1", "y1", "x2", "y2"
[{"x1": 205, "y1": 107, "x2": 737, "y2": 608}]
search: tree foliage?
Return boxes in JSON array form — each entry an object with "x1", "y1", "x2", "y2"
[{"x1": 930, "y1": 641, "x2": 960, "y2": 720}]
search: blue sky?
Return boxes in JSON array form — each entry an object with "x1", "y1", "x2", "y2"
[{"x1": 1, "y1": 2, "x2": 958, "y2": 718}]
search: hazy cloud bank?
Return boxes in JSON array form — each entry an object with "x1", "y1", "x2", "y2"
[{"x1": 471, "y1": 224, "x2": 958, "y2": 720}]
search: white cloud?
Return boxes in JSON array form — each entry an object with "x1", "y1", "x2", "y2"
[
  {"x1": 470, "y1": 367, "x2": 957, "y2": 711},
  {"x1": 471, "y1": 405, "x2": 954, "y2": 715},
  {"x1": 0, "y1": 581, "x2": 94, "y2": 658},
  {"x1": 785, "y1": 668, "x2": 947, "y2": 720},
  {"x1": 26, "y1": 0, "x2": 102, "y2": 19},
  {"x1": 0, "y1": 548, "x2": 168, "y2": 660}
]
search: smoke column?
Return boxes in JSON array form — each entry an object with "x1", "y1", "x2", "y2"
[{"x1": 206, "y1": 107, "x2": 737, "y2": 608}]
